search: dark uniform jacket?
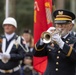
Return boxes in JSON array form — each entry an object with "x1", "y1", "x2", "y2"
[
  {"x1": 0, "y1": 34, "x2": 26, "y2": 70},
  {"x1": 34, "y1": 33, "x2": 76, "y2": 75},
  {"x1": 70, "y1": 31, "x2": 76, "y2": 37}
]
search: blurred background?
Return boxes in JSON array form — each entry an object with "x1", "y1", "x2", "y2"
[{"x1": 0, "y1": 0, "x2": 76, "y2": 35}]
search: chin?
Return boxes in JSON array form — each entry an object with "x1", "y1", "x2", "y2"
[{"x1": 5, "y1": 32, "x2": 12, "y2": 34}]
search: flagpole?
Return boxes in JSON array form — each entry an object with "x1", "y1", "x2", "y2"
[{"x1": 5, "y1": 0, "x2": 9, "y2": 18}]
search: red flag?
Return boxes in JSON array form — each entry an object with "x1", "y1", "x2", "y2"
[
  {"x1": 33, "y1": 0, "x2": 53, "y2": 73},
  {"x1": 34, "y1": 0, "x2": 53, "y2": 43},
  {"x1": 33, "y1": 56, "x2": 47, "y2": 73}
]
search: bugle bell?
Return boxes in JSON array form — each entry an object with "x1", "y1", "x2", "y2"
[
  {"x1": 41, "y1": 31, "x2": 52, "y2": 43},
  {"x1": 41, "y1": 27, "x2": 61, "y2": 43}
]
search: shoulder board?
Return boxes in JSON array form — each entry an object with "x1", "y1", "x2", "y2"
[{"x1": 68, "y1": 36, "x2": 76, "y2": 44}]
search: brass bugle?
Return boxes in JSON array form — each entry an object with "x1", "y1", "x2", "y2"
[
  {"x1": 41, "y1": 29, "x2": 61, "y2": 43},
  {"x1": 41, "y1": 31, "x2": 52, "y2": 43}
]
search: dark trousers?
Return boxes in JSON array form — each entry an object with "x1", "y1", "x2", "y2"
[{"x1": 0, "y1": 70, "x2": 20, "y2": 75}]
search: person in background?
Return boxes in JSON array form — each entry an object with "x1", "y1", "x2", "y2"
[
  {"x1": 0, "y1": 17, "x2": 26, "y2": 75},
  {"x1": 20, "y1": 29, "x2": 39, "y2": 75},
  {"x1": 22, "y1": 29, "x2": 34, "y2": 53}
]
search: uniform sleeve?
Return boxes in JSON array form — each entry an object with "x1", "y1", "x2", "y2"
[
  {"x1": 10, "y1": 38, "x2": 26, "y2": 61},
  {"x1": 33, "y1": 39, "x2": 48, "y2": 57},
  {"x1": 61, "y1": 43, "x2": 76, "y2": 61}
]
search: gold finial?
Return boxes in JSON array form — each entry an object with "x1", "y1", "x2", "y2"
[{"x1": 14, "y1": 41, "x2": 19, "y2": 49}]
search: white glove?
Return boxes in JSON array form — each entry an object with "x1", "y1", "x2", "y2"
[
  {"x1": 52, "y1": 33, "x2": 64, "y2": 49},
  {"x1": 1, "y1": 53, "x2": 10, "y2": 63},
  {"x1": 0, "y1": 53, "x2": 3, "y2": 59},
  {"x1": 40, "y1": 38, "x2": 44, "y2": 45},
  {"x1": 47, "y1": 27, "x2": 56, "y2": 34}
]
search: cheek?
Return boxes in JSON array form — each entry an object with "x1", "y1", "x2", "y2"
[
  {"x1": 10, "y1": 27, "x2": 15, "y2": 31},
  {"x1": 27, "y1": 35, "x2": 31, "y2": 39},
  {"x1": 4, "y1": 27, "x2": 11, "y2": 30},
  {"x1": 24, "y1": 36, "x2": 30, "y2": 41},
  {"x1": 24, "y1": 36, "x2": 29, "y2": 39},
  {"x1": 61, "y1": 28, "x2": 67, "y2": 32},
  {"x1": 66, "y1": 25, "x2": 70, "y2": 30},
  {"x1": 26, "y1": 37, "x2": 30, "y2": 40},
  {"x1": 4, "y1": 27, "x2": 10, "y2": 31},
  {"x1": 62, "y1": 25, "x2": 67, "y2": 29}
]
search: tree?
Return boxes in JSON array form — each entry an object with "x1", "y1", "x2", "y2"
[
  {"x1": 15, "y1": 0, "x2": 34, "y2": 34},
  {"x1": 0, "y1": 0, "x2": 5, "y2": 34},
  {"x1": 56, "y1": 0, "x2": 65, "y2": 9},
  {"x1": 9, "y1": 0, "x2": 16, "y2": 17}
]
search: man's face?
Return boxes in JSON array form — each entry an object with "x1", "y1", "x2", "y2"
[
  {"x1": 68, "y1": 23, "x2": 74, "y2": 31},
  {"x1": 55, "y1": 23, "x2": 71, "y2": 37},
  {"x1": 3, "y1": 24, "x2": 16, "y2": 34}
]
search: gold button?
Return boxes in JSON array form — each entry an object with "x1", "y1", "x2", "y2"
[
  {"x1": 58, "y1": 51, "x2": 60, "y2": 53},
  {"x1": 56, "y1": 62, "x2": 59, "y2": 65},
  {"x1": 57, "y1": 56, "x2": 59, "y2": 59},
  {"x1": 56, "y1": 68, "x2": 58, "y2": 71},
  {"x1": 66, "y1": 41, "x2": 68, "y2": 43},
  {"x1": 49, "y1": 49, "x2": 51, "y2": 51}
]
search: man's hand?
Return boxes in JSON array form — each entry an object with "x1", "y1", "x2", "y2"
[
  {"x1": 0, "y1": 53, "x2": 10, "y2": 63},
  {"x1": 52, "y1": 33, "x2": 64, "y2": 49},
  {"x1": 0, "y1": 53, "x2": 3, "y2": 59},
  {"x1": 2, "y1": 53, "x2": 10, "y2": 59},
  {"x1": 47, "y1": 27, "x2": 56, "y2": 34}
]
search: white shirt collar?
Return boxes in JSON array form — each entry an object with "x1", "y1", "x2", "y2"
[
  {"x1": 69, "y1": 30, "x2": 72, "y2": 34},
  {"x1": 5, "y1": 32, "x2": 15, "y2": 41},
  {"x1": 63, "y1": 33, "x2": 70, "y2": 39}
]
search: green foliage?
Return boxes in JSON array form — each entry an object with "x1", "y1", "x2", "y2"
[
  {"x1": 15, "y1": 0, "x2": 34, "y2": 34},
  {"x1": 0, "y1": 0, "x2": 74, "y2": 35},
  {"x1": 0, "y1": 0, "x2": 5, "y2": 34},
  {"x1": 64, "y1": 0, "x2": 70, "y2": 10}
]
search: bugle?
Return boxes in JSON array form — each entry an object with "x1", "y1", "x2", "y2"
[{"x1": 41, "y1": 29, "x2": 61, "y2": 43}]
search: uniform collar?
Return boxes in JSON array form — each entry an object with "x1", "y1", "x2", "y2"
[
  {"x1": 5, "y1": 32, "x2": 15, "y2": 41},
  {"x1": 69, "y1": 30, "x2": 75, "y2": 36},
  {"x1": 69, "y1": 30, "x2": 73, "y2": 34},
  {"x1": 62, "y1": 33, "x2": 70, "y2": 39},
  {"x1": 62, "y1": 33, "x2": 71, "y2": 41}
]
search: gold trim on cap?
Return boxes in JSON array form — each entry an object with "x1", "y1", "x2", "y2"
[
  {"x1": 35, "y1": 44, "x2": 45, "y2": 51},
  {"x1": 56, "y1": 15, "x2": 72, "y2": 19},
  {"x1": 66, "y1": 46, "x2": 73, "y2": 57},
  {"x1": 55, "y1": 18, "x2": 72, "y2": 21}
]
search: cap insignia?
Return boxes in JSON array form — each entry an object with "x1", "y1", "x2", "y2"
[{"x1": 58, "y1": 11, "x2": 63, "y2": 15}]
